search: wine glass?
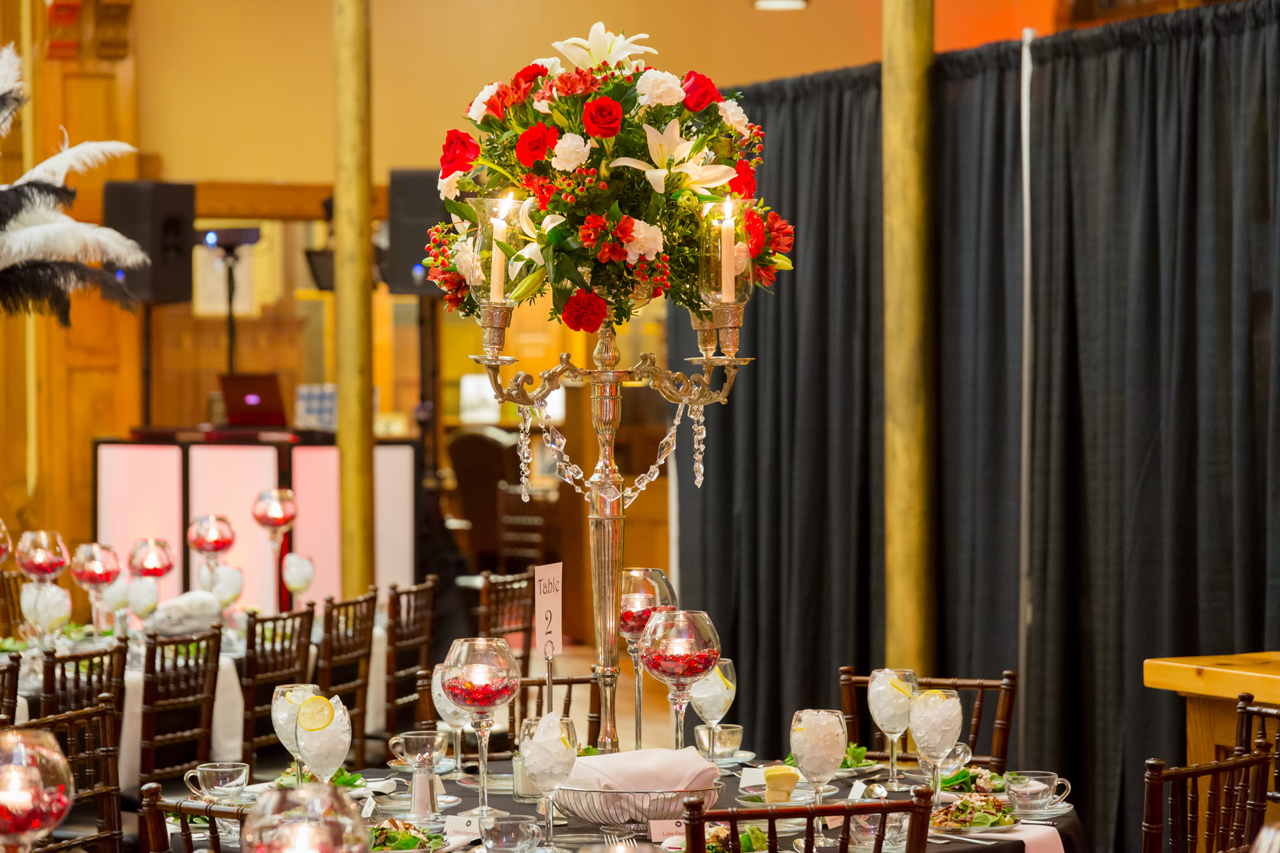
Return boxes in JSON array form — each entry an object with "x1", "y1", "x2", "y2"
[
  {"x1": 433, "y1": 663, "x2": 472, "y2": 781},
  {"x1": 240, "y1": 784, "x2": 367, "y2": 853},
  {"x1": 619, "y1": 568, "x2": 676, "y2": 750},
  {"x1": 690, "y1": 657, "x2": 735, "y2": 761},
  {"x1": 271, "y1": 684, "x2": 320, "y2": 786},
  {"x1": 295, "y1": 695, "x2": 352, "y2": 784},
  {"x1": 15, "y1": 532, "x2": 68, "y2": 583},
  {"x1": 69, "y1": 544, "x2": 122, "y2": 642},
  {"x1": 519, "y1": 715, "x2": 577, "y2": 853},
  {"x1": 127, "y1": 538, "x2": 174, "y2": 580},
  {"x1": 282, "y1": 553, "x2": 315, "y2": 597},
  {"x1": 908, "y1": 689, "x2": 963, "y2": 806},
  {"x1": 387, "y1": 730, "x2": 447, "y2": 827},
  {"x1": 253, "y1": 489, "x2": 297, "y2": 587},
  {"x1": 0, "y1": 730, "x2": 74, "y2": 853},
  {"x1": 442, "y1": 637, "x2": 521, "y2": 818},
  {"x1": 637, "y1": 610, "x2": 721, "y2": 749},
  {"x1": 187, "y1": 515, "x2": 234, "y2": 583},
  {"x1": 867, "y1": 668, "x2": 918, "y2": 791},
  {"x1": 790, "y1": 709, "x2": 846, "y2": 847}
]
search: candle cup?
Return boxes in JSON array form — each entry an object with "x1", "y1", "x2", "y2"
[
  {"x1": 442, "y1": 638, "x2": 521, "y2": 818},
  {"x1": 698, "y1": 200, "x2": 755, "y2": 358},
  {"x1": 187, "y1": 515, "x2": 235, "y2": 583},
  {"x1": 637, "y1": 610, "x2": 721, "y2": 750},
  {"x1": 252, "y1": 489, "x2": 298, "y2": 596},
  {"x1": 69, "y1": 544, "x2": 123, "y2": 642},
  {"x1": 467, "y1": 194, "x2": 524, "y2": 309}
]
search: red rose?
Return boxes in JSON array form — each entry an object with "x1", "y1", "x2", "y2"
[
  {"x1": 562, "y1": 288, "x2": 608, "y2": 333},
  {"x1": 514, "y1": 63, "x2": 547, "y2": 88},
  {"x1": 681, "y1": 70, "x2": 724, "y2": 112},
  {"x1": 766, "y1": 211, "x2": 794, "y2": 254},
  {"x1": 729, "y1": 159, "x2": 756, "y2": 198},
  {"x1": 583, "y1": 97, "x2": 623, "y2": 138},
  {"x1": 516, "y1": 123, "x2": 559, "y2": 168},
  {"x1": 440, "y1": 129, "x2": 480, "y2": 177},
  {"x1": 744, "y1": 209, "x2": 766, "y2": 257}
]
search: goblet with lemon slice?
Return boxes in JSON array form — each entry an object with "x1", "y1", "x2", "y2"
[
  {"x1": 867, "y1": 668, "x2": 917, "y2": 791},
  {"x1": 296, "y1": 695, "x2": 353, "y2": 784},
  {"x1": 690, "y1": 658, "x2": 736, "y2": 761},
  {"x1": 908, "y1": 688, "x2": 963, "y2": 807},
  {"x1": 271, "y1": 684, "x2": 320, "y2": 786}
]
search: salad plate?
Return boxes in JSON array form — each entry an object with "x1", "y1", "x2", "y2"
[
  {"x1": 931, "y1": 792, "x2": 1019, "y2": 833},
  {"x1": 742, "y1": 782, "x2": 837, "y2": 798}
]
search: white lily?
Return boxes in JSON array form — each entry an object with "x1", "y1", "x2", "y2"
[
  {"x1": 610, "y1": 120, "x2": 735, "y2": 193},
  {"x1": 509, "y1": 242, "x2": 545, "y2": 281},
  {"x1": 553, "y1": 22, "x2": 656, "y2": 70},
  {"x1": 519, "y1": 197, "x2": 567, "y2": 239}
]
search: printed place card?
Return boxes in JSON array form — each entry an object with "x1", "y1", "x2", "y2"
[{"x1": 650, "y1": 820, "x2": 686, "y2": 842}]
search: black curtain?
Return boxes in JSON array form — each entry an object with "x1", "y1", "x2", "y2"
[
  {"x1": 670, "y1": 66, "x2": 885, "y2": 758},
  {"x1": 1027, "y1": 4, "x2": 1280, "y2": 852}
]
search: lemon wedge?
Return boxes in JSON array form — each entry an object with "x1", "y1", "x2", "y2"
[
  {"x1": 286, "y1": 688, "x2": 311, "y2": 705},
  {"x1": 890, "y1": 678, "x2": 913, "y2": 697},
  {"x1": 923, "y1": 689, "x2": 946, "y2": 696},
  {"x1": 297, "y1": 696, "x2": 334, "y2": 732},
  {"x1": 716, "y1": 668, "x2": 734, "y2": 690}
]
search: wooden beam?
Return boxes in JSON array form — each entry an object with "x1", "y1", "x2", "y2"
[{"x1": 882, "y1": 0, "x2": 935, "y2": 675}]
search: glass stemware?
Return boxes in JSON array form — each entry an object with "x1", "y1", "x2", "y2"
[
  {"x1": 0, "y1": 730, "x2": 74, "y2": 853},
  {"x1": 619, "y1": 568, "x2": 676, "y2": 750},
  {"x1": 637, "y1": 610, "x2": 721, "y2": 750},
  {"x1": 866, "y1": 668, "x2": 918, "y2": 791},
  {"x1": 252, "y1": 489, "x2": 298, "y2": 590},
  {"x1": 908, "y1": 688, "x2": 964, "y2": 806},
  {"x1": 15, "y1": 532, "x2": 68, "y2": 583},
  {"x1": 442, "y1": 638, "x2": 520, "y2": 818},
  {"x1": 187, "y1": 515, "x2": 235, "y2": 582},
  {"x1": 0, "y1": 518, "x2": 11, "y2": 567},
  {"x1": 519, "y1": 715, "x2": 577, "y2": 853},
  {"x1": 295, "y1": 695, "x2": 352, "y2": 784},
  {"x1": 690, "y1": 657, "x2": 736, "y2": 760},
  {"x1": 127, "y1": 538, "x2": 174, "y2": 580},
  {"x1": 790, "y1": 709, "x2": 847, "y2": 847},
  {"x1": 388, "y1": 730, "x2": 448, "y2": 827},
  {"x1": 69, "y1": 544, "x2": 122, "y2": 642},
  {"x1": 271, "y1": 684, "x2": 321, "y2": 786},
  {"x1": 241, "y1": 784, "x2": 367, "y2": 853},
  {"x1": 432, "y1": 663, "x2": 472, "y2": 781}
]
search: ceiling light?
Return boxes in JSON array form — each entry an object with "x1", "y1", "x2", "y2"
[{"x1": 755, "y1": 0, "x2": 807, "y2": 8}]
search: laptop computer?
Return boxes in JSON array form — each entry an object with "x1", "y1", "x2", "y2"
[{"x1": 219, "y1": 374, "x2": 287, "y2": 427}]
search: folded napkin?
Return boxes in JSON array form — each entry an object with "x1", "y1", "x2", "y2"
[
  {"x1": 997, "y1": 824, "x2": 1065, "y2": 853},
  {"x1": 155, "y1": 590, "x2": 221, "y2": 618},
  {"x1": 562, "y1": 747, "x2": 718, "y2": 792}
]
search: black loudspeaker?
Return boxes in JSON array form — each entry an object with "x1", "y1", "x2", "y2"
[
  {"x1": 103, "y1": 181, "x2": 196, "y2": 304},
  {"x1": 388, "y1": 169, "x2": 447, "y2": 296}
]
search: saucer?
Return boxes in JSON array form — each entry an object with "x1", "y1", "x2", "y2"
[
  {"x1": 712, "y1": 750, "x2": 756, "y2": 767},
  {"x1": 1012, "y1": 802, "x2": 1073, "y2": 819}
]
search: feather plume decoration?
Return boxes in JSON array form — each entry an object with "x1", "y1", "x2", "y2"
[
  {"x1": 0, "y1": 46, "x2": 24, "y2": 138},
  {"x1": 0, "y1": 261, "x2": 135, "y2": 325},
  {"x1": 0, "y1": 217, "x2": 148, "y2": 271},
  {"x1": 15, "y1": 140, "x2": 136, "y2": 187},
  {"x1": 0, "y1": 182, "x2": 76, "y2": 230}
]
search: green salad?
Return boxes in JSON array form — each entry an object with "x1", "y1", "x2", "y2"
[
  {"x1": 370, "y1": 817, "x2": 444, "y2": 851},
  {"x1": 931, "y1": 793, "x2": 1015, "y2": 829},
  {"x1": 707, "y1": 824, "x2": 767, "y2": 853},
  {"x1": 784, "y1": 743, "x2": 873, "y2": 770},
  {"x1": 273, "y1": 762, "x2": 364, "y2": 789},
  {"x1": 942, "y1": 767, "x2": 1005, "y2": 793}
]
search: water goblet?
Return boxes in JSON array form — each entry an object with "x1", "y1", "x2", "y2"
[
  {"x1": 619, "y1": 568, "x2": 676, "y2": 750},
  {"x1": 442, "y1": 637, "x2": 521, "y2": 818},
  {"x1": 295, "y1": 695, "x2": 351, "y2": 784},
  {"x1": 433, "y1": 663, "x2": 472, "y2": 780},
  {"x1": 186, "y1": 515, "x2": 235, "y2": 582},
  {"x1": 252, "y1": 489, "x2": 297, "y2": 584},
  {"x1": 282, "y1": 553, "x2": 315, "y2": 596},
  {"x1": 690, "y1": 657, "x2": 735, "y2": 761},
  {"x1": 867, "y1": 668, "x2": 918, "y2": 791},
  {"x1": 271, "y1": 684, "x2": 321, "y2": 786},
  {"x1": 908, "y1": 689, "x2": 963, "y2": 806},
  {"x1": 15, "y1": 532, "x2": 68, "y2": 583},
  {"x1": 69, "y1": 544, "x2": 122, "y2": 643},
  {"x1": 638, "y1": 610, "x2": 721, "y2": 750},
  {"x1": 388, "y1": 730, "x2": 448, "y2": 827},
  {"x1": 0, "y1": 730, "x2": 75, "y2": 853},
  {"x1": 480, "y1": 815, "x2": 542, "y2": 853},
  {"x1": 519, "y1": 715, "x2": 577, "y2": 853},
  {"x1": 789, "y1": 709, "x2": 847, "y2": 847},
  {"x1": 127, "y1": 538, "x2": 174, "y2": 580}
]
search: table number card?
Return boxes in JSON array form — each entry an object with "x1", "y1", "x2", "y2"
[
  {"x1": 534, "y1": 562, "x2": 564, "y2": 657},
  {"x1": 650, "y1": 819, "x2": 686, "y2": 842}
]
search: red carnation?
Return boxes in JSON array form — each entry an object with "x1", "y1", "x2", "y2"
[
  {"x1": 562, "y1": 288, "x2": 608, "y2": 333},
  {"x1": 514, "y1": 63, "x2": 547, "y2": 88},
  {"x1": 745, "y1": 209, "x2": 766, "y2": 258},
  {"x1": 579, "y1": 214, "x2": 607, "y2": 249},
  {"x1": 729, "y1": 159, "x2": 756, "y2": 198},
  {"x1": 681, "y1": 70, "x2": 724, "y2": 112},
  {"x1": 765, "y1": 211, "x2": 794, "y2": 254},
  {"x1": 583, "y1": 97, "x2": 623, "y2": 138},
  {"x1": 516, "y1": 123, "x2": 559, "y2": 168},
  {"x1": 440, "y1": 129, "x2": 480, "y2": 177}
]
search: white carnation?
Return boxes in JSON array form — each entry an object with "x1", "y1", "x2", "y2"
[
  {"x1": 551, "y1": 133, "x2": 590, "y2": 172},
  {"x1": 718, "y1": 100, "x2": 751, "y2": 136},
  {"x1": 625, "y1": 219, "x2": 664, "y2": 265},
  {"x1": 467, "y1": 82, "x2": 501, "y2": 123},
  {"x1": 438, "y1": 171, "x2": 460, "y2": 200},
  {"x1": 533, "y1": 57, "x2": 564, "y2": 77},
  {"x1": 734, "y1": 241, "x2": 749, "y2": 276},
  {"x1": 454, "y1": 238, "x2": 484, "y2": 288},
  {"x1": 636, "y1": 69, "x2": 685, "y2": 108}
]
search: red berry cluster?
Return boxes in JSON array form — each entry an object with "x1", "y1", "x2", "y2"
[
  {"x1": 737, "y1": 122, "x2": 766, "y2": 170},
  {"x1": 632, "y1": 253, "x2": 672, "y2": 298},
  {"x1": 423, "y1": 222, "x2": 457, "y2": 266},
  {"x1": 444, "y1": 675, "x2": 519, "y2": 710}
]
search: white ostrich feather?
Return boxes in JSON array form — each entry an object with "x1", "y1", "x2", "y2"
[
  {"x1": 0, "y1": 214, "x2": 148, "y2": 270},
  {"x1": 15, "y1": 140, "x2": 135, "y2": 187},
  {"x1": 0, "y1": 46, "x2": 20, "y2": 96}
]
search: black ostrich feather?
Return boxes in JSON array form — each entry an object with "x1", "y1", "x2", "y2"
[
  {"x1": 0, "y1": 182, "x2": 76, "y2": 229},
  {"x1": 0, "y1": 88, "x2": 25, "y2": 137},
  {"x1": 0, "y1": 260, "x2": 136, "y2": 326}
]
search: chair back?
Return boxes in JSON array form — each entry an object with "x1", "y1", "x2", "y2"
[
  {"x1": 478, "y1": 570, "x2": 535, "y2": 719},
  {"x1": 839, "y1": 668, "x2": 1018, "y2": 774},
  {"x1": 0, "y1": 570, "x2": 24, "y2": 639},
  {"x1": 17, "y1": 694, "x2": 123, "y2": 853},
  {"x1": 448, "y1": 427, "x2": 521, "y2": 571},
  {"x1": 41, "y1": 641, "x2": 127, "y2": 720},
  {"x1": 138, "y1": 781, "x2": 252, "y2": 853},
  {"x1": 385, "y1": 577, "x2": 438, "y2": 734},
  {"x1": 496, "y1": 481, "x2": 553, "y2": 574},
  {"x1": 1141, "y1": 744, "x2": 1273, "y2": 853},
  {"x1": 139, "y1": 628, "x2": 222, "y2": 786},
  {"x1": 240, "y1": 603, "x2": 315, "y2": 775},
  {"x1": 316, "y1": 591, "x2": 377, "y2": 769},
  {"x1": 683, "y1": 787, "x2": 933, "y2": 853},
  {"x1": 0, "y1": 653, "x2": 18, "y2": 723},
  {"x1": 515, "y1": 674, "x2": 601, "y2": 749}
]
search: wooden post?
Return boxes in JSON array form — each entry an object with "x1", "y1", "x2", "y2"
[
  {"x1": 334, "y1": 0, "x2": 375, "y2": 597},
  {"x1": 882, "y1": 0, "x2": 935, "y2": 674}
]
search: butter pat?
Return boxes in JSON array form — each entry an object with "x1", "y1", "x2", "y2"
[{"x1": 763, "y1": 766, "x2": 800, "y2": 803}]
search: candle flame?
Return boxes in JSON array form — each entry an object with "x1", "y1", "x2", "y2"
[
  {"x1": 497, "y1": 192, "x2": 516, "y2": 218},
  {"x1": 723, "y1": 200, "x2": 733, "y2": 223}
]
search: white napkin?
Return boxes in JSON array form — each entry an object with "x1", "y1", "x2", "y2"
[
  {"x1": 999, "y1": 824, "x2": 1066, "y2": 853},
  {"x1": 562, "y1": 747, "x2": 717, "y2": 791},
  {"x1": 155, "y1": 590, "x2": 221, "y2": 618}
]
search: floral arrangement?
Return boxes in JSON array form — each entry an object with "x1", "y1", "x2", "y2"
[{"x1": 424, "y1": 23, "x2": 794, "y2": 334}]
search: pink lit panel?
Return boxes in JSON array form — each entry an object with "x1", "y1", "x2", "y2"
[
  {"x1": 188, "y1": 445, "x2": 279, "y2": 614},
  {"x1": 374, "y1": 445, "x2": 415, "y2": 594},
  {"x1": 96, "y1": 444, "x2": 185, "y2": 601},
  {"x1": 290, "y1": 446, "x2": 342, "y2": 610}
]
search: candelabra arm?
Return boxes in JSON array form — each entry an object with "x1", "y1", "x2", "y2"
[
  {"x1": 471, "y1": 352, "x2": 585, "y2": 408},
  {"x1": 630, "y1": 353, "x2": 751, "y2": 407}
]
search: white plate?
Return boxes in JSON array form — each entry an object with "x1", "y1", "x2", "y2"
[
  {"x1": 712, "y1": 751, "x2": 756, "y2": 767},
  {"x1": 931, "y1": 818, "x2": 1022, "y2": 834},
  {"x1": 736, "y1": 789, "x2": 817, "y2": 807},
  {"x1": 742, "y1": 783, "x2": 837, "y2": 797},
  {"x1": 377, "y1": 794, "x2": 462, "y2": 813}
]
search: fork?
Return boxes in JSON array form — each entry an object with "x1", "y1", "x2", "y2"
[{"x1": 929, "y1": 833, "x2": 996, "y2": 846}]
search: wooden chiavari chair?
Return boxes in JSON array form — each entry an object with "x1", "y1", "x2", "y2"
[
  {"x1": 139, "y1": 628, "x2": 222, "y2": 788},
  {"x1": 683, "y1": 786, "x2": 933, "y2": 853},
  {"x1": 1141, "y1": 743, "x2": 1272, "y2": 853},
  {"x1": 0, "y1": 652, "x2": 19, "y2": 724},
  {"x1": 838, "y1": 668, "x2": 1018, "y2": 774},
  {"x1": 137, "y1": 781, "x2": 251, "y2": 853},
  {"x1": 240, "y1": 604, "x2": 315, "y2": 776},
  {"x1": 41, "y1": 641, "x2": 127, "y2": 720},
  {"x1": 316, "y1": 591, "x2": 377, "y2": 769},
  {"x1": 384, "y1": 578, "x2": 438, "y2": 734},
  {"x1": 0, "y1": 570, "x2": 24, "y2": 639},
  {"x1": 20, "y1": 694, "x2": 123, "y2": 853},
  {"x1": 496, "y1": 482, "x2": 552, "y2": 574}
]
